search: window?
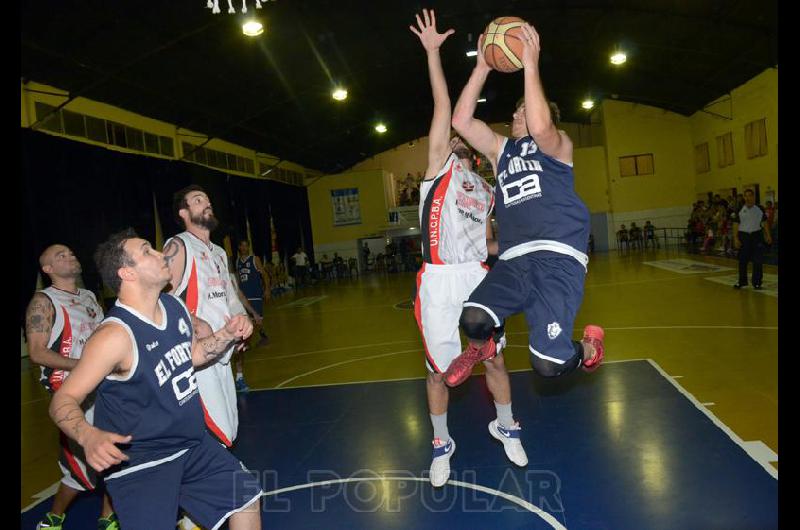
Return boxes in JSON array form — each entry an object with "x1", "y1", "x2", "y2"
[
  {"x1": 159, "y1": 136, "x2": 174, "y2": 157},
  {"x1": 716, "y1": 132, "x2": 734, "y2": 167},
  {"x1": 62, "y1": 110, "x2": 86, "y2": 138},
  {"x1": 86, "y1": 116, "x2": 108, "y2": 143},
  {"x1": 144, "y1": 132, "x2": 160, "y2": 154},
  {"x1": 694, "y1": 142, "x2": 710, "y2": 174},
  {"x1": 744, "y1": 118, "x2": 767, "y2": 159},
  {"x1": 125, "y1": 127, "x2": 144, "y2": 152},
  {"x1": 619, "y1": 154, "x2": 654, "y2": 177},
  {"x1": 34, "y1": 102, "x2": 63, "y2": 133}
]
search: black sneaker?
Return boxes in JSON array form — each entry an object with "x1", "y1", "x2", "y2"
[
  {"x1": 753, "y1": 285, "x2": 763, "y2": 290},
  {"x1": 733, "y1": 283, "x2": 745, "y2": 289}
]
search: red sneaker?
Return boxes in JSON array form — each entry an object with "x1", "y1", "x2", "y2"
[
  {"x1": 444, "y1": 340, "x2": 497, "y2": 387},
  {"x1": 581, "y1": 325, "x2": 605, "y2": 372}
]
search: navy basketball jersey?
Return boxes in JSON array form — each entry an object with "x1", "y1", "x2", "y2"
[
  {"x1": 93, "y1": 294, "x2": 204, "y2": 468},
  {"x1": 237, "y1": 255, "x2": 262, "y2": 299},
  {"x1": 494, "y1": 136, "x2": 590, "y2": 268}
]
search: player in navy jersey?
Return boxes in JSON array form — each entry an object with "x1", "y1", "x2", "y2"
[
  {"x1": 447, "y1": 22, "x2": 605, "y2": 387},
  {"x1": 235, "y1": 239, "x2": 270, "y2": 392},
  {"x1": 410, "y1": 9, "x2": 528, "y2": 488},
  {"x1": 49, "y1": 229, "x2": 262, "y2": 530}
]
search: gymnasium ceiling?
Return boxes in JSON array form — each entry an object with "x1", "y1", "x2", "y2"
[{"x1": 21, "y1": 1, "x2": 777, "y2": 174}]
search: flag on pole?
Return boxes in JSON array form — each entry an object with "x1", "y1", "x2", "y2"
[{"x1": 153, "y1": 192, "x2": 164, "y2": 250}]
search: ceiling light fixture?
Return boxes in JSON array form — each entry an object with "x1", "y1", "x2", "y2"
[
  {"x1": 332, "y1": 88, "x2": 348, "y2": 101},
  {"x1": 582, "y1": 99, "x2": 595, "y2": 110},
  {"x1": 375, "y1": 123, "x2": 387, "y2": 133},
  {"x1": 477, "y1": 98, "x2": 487, "y2": 103},
  {"x1": 242, "y1": 20, "x2": 264, "y2": 36},
  {"x1": 610, "y1": 52, "x2": 627, "y2": 65}
]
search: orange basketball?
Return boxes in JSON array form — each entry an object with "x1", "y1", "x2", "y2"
[{"x1": 481, "y1": 16, "x2": 526, "y2": 73}]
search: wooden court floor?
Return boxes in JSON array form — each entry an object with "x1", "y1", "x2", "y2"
[{"x1": 20, "y1": 248, "x2": 778, "y2": 510}]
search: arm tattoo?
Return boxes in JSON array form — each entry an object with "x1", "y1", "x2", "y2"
[
  {"x1": 52, "y1": 401, "x2": 89, "y2": 442},
  {"x1": 163, "y1": 240, "x2": 180, "y2": 266},
  {"x1": 199, "y1": 332, "x2": 235, "y2": 360},
  {"x1": 25, "y1": 294, "x2": 54, "y2": 336}
]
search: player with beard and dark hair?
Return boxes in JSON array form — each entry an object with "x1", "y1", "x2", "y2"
[
  {"x1": 163, "y1": 185, "x2": 254, "y2": 530},
  {"x1": 409, "y1": 9, "x2": 525, "y2": 489},
  {"x1": 163, "y1": 185, "x2": 251, "y2": 448}
]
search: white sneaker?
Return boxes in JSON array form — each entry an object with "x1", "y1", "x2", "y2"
[
  {"x1": 429, "y1": 437, "x2": 455, "y2": 487},
  {"x1": 495, "y1": 332, "x2": 507, "y2": 356},
  {"x1": 488, "y1": 419, "x2": 528, "y2": 467},
  {"x1": 177, "y1": 515, "x2": 201, "y2": 530}
]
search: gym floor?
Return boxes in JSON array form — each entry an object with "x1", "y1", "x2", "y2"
[{"x1": 21, "y1": 248, "x2": 778, "y2": 528}]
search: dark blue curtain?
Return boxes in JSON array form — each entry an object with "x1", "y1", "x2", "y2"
[{"x1": 19, "y1": 129, "x2": 313, "y2": 323}]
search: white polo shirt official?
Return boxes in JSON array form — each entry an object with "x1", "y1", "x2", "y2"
[{"x1": 737, "y1": 204, "x2": 766, "y2": 234}]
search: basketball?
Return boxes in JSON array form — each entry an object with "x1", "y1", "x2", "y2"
[{"x1": 481, "y1": 17, "x2": 527, "y2": 73}]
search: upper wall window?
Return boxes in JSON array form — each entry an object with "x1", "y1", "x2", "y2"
[
  {"x1": 694, "y1": 142, "x2": 710, "y2": 174},
  {"x1": 716, "y1": 132, "x2": 735, "y2": 167},
  {"x1": 619, "y1": 153, "x2": 654, "y2": 177},
  {"x1": 744, "y1": 118, "x2": 768, "y2": 159}
]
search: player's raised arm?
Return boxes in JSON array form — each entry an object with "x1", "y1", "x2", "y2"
[
  {"x1": 451, "y1": 35, "x2": 504, "y2": 172},
  {"x1": 410, "y1": 8, "x2": 455, "y2": 179}
]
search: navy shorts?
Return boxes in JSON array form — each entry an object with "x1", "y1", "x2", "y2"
[
  {"x1": 105, "y1": 433, "x2": 263, "y2": 530},
  {"x1": 247, "y1": 298, "x2": 263, "y2": 317},
  {"x1": 464, "y1": 252, "x2": 586, "y2": 364}
]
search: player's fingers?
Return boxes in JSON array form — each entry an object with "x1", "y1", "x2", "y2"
[
  {"x1": 415, "y1": 14, "x2": 423, "y2": 31},
  {"x1": 444, "y1": 29, "x2": 455, "y2": 38},
  {"x1": 106, "y1": 445, "x2": 129, "y2": 463},
  {"x1": 409, "y1": 25, "x2": 420, "y2": 37},
  {"x1": 423, "y1": 9, "x2": 430, "y2": 28},
  {"x1": 111, "y1": 433, "x2": 133, "y2": 445},
  {"x1": 430, "y1": 9, "x2": 436, "y2": 28}
]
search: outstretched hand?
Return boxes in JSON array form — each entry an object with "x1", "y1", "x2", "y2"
[
  {"x1": 409, "y1": 8, "x2": 454, "y2": 51},
  {"x1": 519, "y1": 22, "x2": 541, "y2": 69}
]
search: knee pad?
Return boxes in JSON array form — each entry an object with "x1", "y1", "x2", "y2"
[
  {"x1": 459, "y1": 306, "x2": 496, "y2": 341},
  {"x1": 530, "y1": 341, "x2": 583, "y2": 377}
]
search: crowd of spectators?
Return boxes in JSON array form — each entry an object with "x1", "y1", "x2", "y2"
[
  {"x1": 685, "y1": 193, "x2": 778, "y2": 258},
  {"x1": 616, "y1": 220, "x2": 660, "y2": 251}
]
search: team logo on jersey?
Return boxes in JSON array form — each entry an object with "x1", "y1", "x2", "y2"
[
  {"x1": 547, "y1": 322, "x2": 562, "y2": 340},
  {"x1": 86, "y1": 306, "x2": 97, "y2": 319},
  {"x1": 462, "y1": 181, "x2": 475, "y2": 192}
]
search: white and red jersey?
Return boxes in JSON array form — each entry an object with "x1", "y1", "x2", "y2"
[
  {"x1": 166, "y1": 231, "x2": 245, "y2": 446},
  {"x1": 419, "y1": 153, "x2": 494, "y2": 264},
  {"x1": 166, "y1": 232, "x2": 244, "y2": 366},
  {"x1": 39, "y1": 286, "x2": 104, "y2": 393}
]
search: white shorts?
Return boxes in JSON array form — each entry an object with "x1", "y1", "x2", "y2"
[
  {"x1": 414, "y1": 261, "x2": 488, "y2": 373},
  {"x1": 195, "y1": 360, "x2": 238, "y2": 447}
]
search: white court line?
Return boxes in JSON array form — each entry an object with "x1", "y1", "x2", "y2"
[
  {"x1": 21, "y1": 396, "x2": 48, "y2": 406},
  {"x1": 646, "y1": 359, "x2": 778, "y2": 480},
  {"x1": 261, "y1": 476, "x2": 567, "y2": 530},
  {"x1": 21, "y1": 481, "x2": 60, "y2": 513},
  {"x1": 275, "y1": 349, "x2": 419, "y2": 388},
  {"x1": 252, "y1": 325, "x2": 777, "y2": 363},
  {"x1": 702, "y1": 402, "x2": 716, "y2": 406},
  {"x1": 253, "y1": 358, "x2": 644, "y2": 392},
  {"x1": 504, "y1": 325, "x2": 777, "y2": 337},
  {"x1": 248, "y1": 339, "x2": 421, "y2": 362},
  {"x1": 585, "y1": 276, "x2": 697, "y2": 288}
]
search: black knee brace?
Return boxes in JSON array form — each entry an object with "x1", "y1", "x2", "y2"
[
  {"x1": 530, "y1": 341, "x2": 583, "y2": 377},
  {"x1": 459, "y1": 306, "x2": 496, "y2": 341}
]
